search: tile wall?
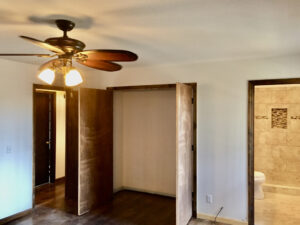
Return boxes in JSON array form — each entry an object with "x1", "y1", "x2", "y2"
[{"x1": 255, "y1": 85, "x2": 300, "y2": 187}]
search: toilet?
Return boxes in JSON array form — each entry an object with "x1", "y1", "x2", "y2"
[{"x1": 254, "y1": 171, "x2": 266, "y2": 200}]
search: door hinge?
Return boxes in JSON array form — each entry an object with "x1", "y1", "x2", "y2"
[
  {"x1": 191, "y1": 97, "x2": 194, "y2": 104},
  {"x1": 192, "y1": 145, "x2": 194, "y2": 151}
]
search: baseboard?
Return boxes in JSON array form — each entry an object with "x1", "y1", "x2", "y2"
[
  {"x1": 55, "y1": 176, "x2": 66, "y2": 183},
  {"x1": 197, "y1": 213, "x2": 248, "y2": 225},
  {"x1": 114, "y1": 186, "x2": 176, "y2": 198},
  {"x1": 0, "y1": 209, "x2": 32, "y2": 225}
]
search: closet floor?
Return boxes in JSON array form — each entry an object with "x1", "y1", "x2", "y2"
[{"x1": 7, "y1": 181, "x2": 176, "y2": 225}]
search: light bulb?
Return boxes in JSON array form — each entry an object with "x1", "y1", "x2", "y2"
[
  {"x1": 38, "y1": 69, "x2": 55, "y2": 85},
  {"x1": 65, "y1": 69, "x2": 83, "y2": 86}
]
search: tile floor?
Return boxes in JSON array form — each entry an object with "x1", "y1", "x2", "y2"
[
  {"x1": 189, "y1": 219, "x2": 227, "y2": 225},
  {"x1": 255, "y1": 192, "x2": 300, "y2": 225}
]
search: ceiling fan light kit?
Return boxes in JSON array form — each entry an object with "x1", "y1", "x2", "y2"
[{"x1": 1, "y1": 19, "x2": 138, "y2": 87}]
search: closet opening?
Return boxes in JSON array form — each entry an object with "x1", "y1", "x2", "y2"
[{"x1": 109, "y1": 83, "x2": 197, "y2": 225}]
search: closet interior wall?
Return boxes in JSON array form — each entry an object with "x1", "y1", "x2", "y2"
[{"x1": 113, "y1": 89, "x2": 177, "y2": 197}]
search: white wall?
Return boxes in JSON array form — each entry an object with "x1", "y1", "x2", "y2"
[
  {"x1": 55, "y1": 91, "x2": 66, "y2": 179},
  {"x1": 0, "y1": 59, "x2": 37, "y2": 219},
  {"x1": 88, "y1": 54, "x2": 300, "y2": 223},
  {"x1": 2, "y1": 53, "x2": 300, "y2": 222},
  {"x1": 113, "y1": 89, "x2": 176, "y2": 196},
  {"x1": 0, "y1": 59, "x2": 92, "y2": 220}
]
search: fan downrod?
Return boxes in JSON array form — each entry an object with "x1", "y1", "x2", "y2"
[
  {"x1": 55, "y1": 20, "x2": 75, "y2": 37},
  {"x1": 45, "y1": 19, "x2": 85, "y2": 54}
]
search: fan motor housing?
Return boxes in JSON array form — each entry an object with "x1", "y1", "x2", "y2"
[{"x1": 45, "y1": 37, "x2": 86, "y2": 54}]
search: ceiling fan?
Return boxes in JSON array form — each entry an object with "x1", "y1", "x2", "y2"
[{"x1": 0, "y1": 19, "x2": 138, "y2": 86}]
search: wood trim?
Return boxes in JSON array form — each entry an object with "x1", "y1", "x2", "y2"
[
  {"x1": 248, "y1": 81, "x2": 255, "y2": 225},
  {"x1": 107, "y1": 84, "x2": 176, "y2": 90},
  {"x1": 247, "y1": 78, "x2": 300, "y2": 225},
  {"x1": 50, "y1": 92, "x2": 56, "y2": 183},
  {"x1": 249, "y1": 78, "x2": 300, "y2": 86},
  {"x1": 109, "y1": 83, "x2": 197, "y2": 216},
  {"x1": 107, "y1": 83, "x2": 197, "y2": 91},
  {"x1": 33, "y1": 84, "x2": 69, "y2": 92},
  {"x1": 0, "y1": 209, "x2": 32, "y2": 225},
  {"x1": 192, "y1": 84, "x2": 197, "y2": 217},
  {"x1": 32, "y1": 85, "x2": 36, "y2": 208}
]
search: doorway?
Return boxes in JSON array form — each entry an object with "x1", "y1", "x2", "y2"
[
  {"x1": 34, "y1": 91, "x2": 56, "y2": 186},
  {"x1": 109, "y1": 83, "x2": 197, "y2": 225},
  {"x1": 248, "y1": 78, "x2": 300, "y2": 225},
  {"x1": 33, "y1": 84, "x2": 67, "y2": 211}
]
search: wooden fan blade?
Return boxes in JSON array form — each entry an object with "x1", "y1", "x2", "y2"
[
  {"x1": 20, "y1": 36, "x2": 65, "y2": 54},
  {"x1": 77, "y1": 59, "x2": 122, "y2": 71},
  {"x1": 77, "y1": 49, "x2": 138, "y2": 61},
  {"x1": 0, "y1": 53, "x2": 51, "y2": 57}
]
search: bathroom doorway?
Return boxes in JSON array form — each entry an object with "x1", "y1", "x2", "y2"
[{"x1": 248, "y1": 78, "x2": 300, "y2": 225}]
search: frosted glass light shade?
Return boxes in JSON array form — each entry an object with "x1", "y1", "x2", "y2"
[
  {"x1": 65, "y1": 69, "x2": 83, "y2": 86},
  {"x1": 38, "y1": 69, "x2": 55, "y2": 85}
]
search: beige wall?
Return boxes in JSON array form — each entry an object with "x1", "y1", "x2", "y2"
[
  {"x1": 113, "y1": 89, "x2": 176, "y2": 196},
  {"x1": 255, "y1": 85, "x2": 300, "y2": 187},
  {"x1": 55, "y1": 91, "x2": 66, "y2": 179}
]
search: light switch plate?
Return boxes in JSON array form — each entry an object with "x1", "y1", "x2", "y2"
[
  {"x1": 206, "y1": 194, "x2": 213, "y2": 204},
  {"x1": 6, "y1": 146, "x2": 12, "y2": 154}
]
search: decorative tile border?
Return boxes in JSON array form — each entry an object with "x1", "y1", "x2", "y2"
[
  {"x1": 263, "y1": 184, "x2": 300, "y2": 196},
  {"x1": 255, "y1": 115, "x2": 268, "y2": 119},
  {"x1": 291, "y1": 116, "x2": 300, "y2": 120}
]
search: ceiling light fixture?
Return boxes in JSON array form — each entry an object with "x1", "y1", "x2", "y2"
[
  {"x1": 0, "y1": 19, "x2": 138, "y2": 87},
  {"x1": 37, "y1": 58, "x2": 83, "y2": 87}
]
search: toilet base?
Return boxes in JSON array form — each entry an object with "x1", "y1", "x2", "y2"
[{"x1": 255, "y1": 185, "x2": 264, "y2": 200}]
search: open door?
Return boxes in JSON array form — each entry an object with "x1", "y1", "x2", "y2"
[
  {"x1": 65, "y1": 89, "x2": 79, "y2": 214},
  {"x1": 78, "y1": 87, "x2": 113, "y2": 215},
  {"x1": 34, "y1": 92, "x2": 56, "y2": 186},
  {"x1": 176, "y1": 83, "x2": 193, "y2": 225}
]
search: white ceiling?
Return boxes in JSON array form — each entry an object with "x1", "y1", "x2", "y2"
[{"x1": 1, "y1": 0, "x2": 300, "y2": 68}]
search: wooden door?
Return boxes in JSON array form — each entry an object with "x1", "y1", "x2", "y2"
[
  {"x1": 65, "y1": 89, "x2": 79, "y2": 214},
  {"x1": 78, "y1": 88, "x2": 113, "y2": 215},
  {"x1": 176, "y1": 83, "x2": 193, "y2": 225},
  {"x1": 34, "y1": 92, "x2": 55, "y2": 186}
]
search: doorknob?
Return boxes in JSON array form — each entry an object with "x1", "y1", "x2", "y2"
[{"x1": 46, "y1": 141, "x2": 50, "y2": 144}]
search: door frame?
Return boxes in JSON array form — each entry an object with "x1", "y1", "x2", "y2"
[
  {"x1": 32, "y1": 84, "x2": 67, "y2": 206},
  {"x1": 107, "y1": 82, "x2": 197, "y2": 216},
  {"x1": 248, "y1": 78, "x2": 300, "y2": 225}
]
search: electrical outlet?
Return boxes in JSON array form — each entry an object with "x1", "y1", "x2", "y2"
[{"x1": 206, "y1": 194, "x2": 213, "y2": 204}]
